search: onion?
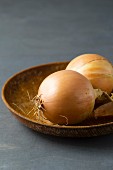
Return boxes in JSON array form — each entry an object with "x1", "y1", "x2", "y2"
[
  {"x1": 36, "y1": 70, "x2": 95, "y2": 125},
  {"x1": 66, "y1": 54, "x2": 113, "y2": 94}
]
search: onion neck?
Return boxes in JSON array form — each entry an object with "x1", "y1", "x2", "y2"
[{"x1": 94, "y1": 89, "x2": 103, "y2": 100}]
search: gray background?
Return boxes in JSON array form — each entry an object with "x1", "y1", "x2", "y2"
[{"x1": 0, "y1": 0, "x2": 113, "y2": 170}]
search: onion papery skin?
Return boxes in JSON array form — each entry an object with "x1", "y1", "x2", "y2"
[
  {"x1": 66, "y1": 54, "x2": 113, "y2": 94},
  {"x1": 37, "y1": 70, "x2": 95, "y2": 125}
]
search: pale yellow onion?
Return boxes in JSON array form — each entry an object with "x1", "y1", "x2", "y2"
[
  {"x1": 36, "y1": 70, "x2": 95, "y2": 125},
  {"x1": 66, "y1": 54, "x2": 113, "y2": 94}
]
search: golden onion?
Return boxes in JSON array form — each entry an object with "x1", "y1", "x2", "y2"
[
  {"x1": 66, "y1": 54, "x2": 113, "y2": 94},
  {"x1": 36, "y1": 70, "x2": 95, "y2": 125}
]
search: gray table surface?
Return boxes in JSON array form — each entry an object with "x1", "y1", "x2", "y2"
[{"x1": 0, "y1": 0, "x2": 113, "y2": 170}]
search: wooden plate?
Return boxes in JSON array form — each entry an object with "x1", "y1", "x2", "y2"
[{"x1": 2, "y1": 61, "x2": 113, "y2": 137}]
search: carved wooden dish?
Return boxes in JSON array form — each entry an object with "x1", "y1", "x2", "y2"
[{"x1": 2, "y1": 61, "x2": 113, "y2": 137}]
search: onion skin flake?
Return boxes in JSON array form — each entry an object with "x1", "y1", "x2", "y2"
[{"x1": 94, "y1": 102, "x2": 113, "y2": 118}]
